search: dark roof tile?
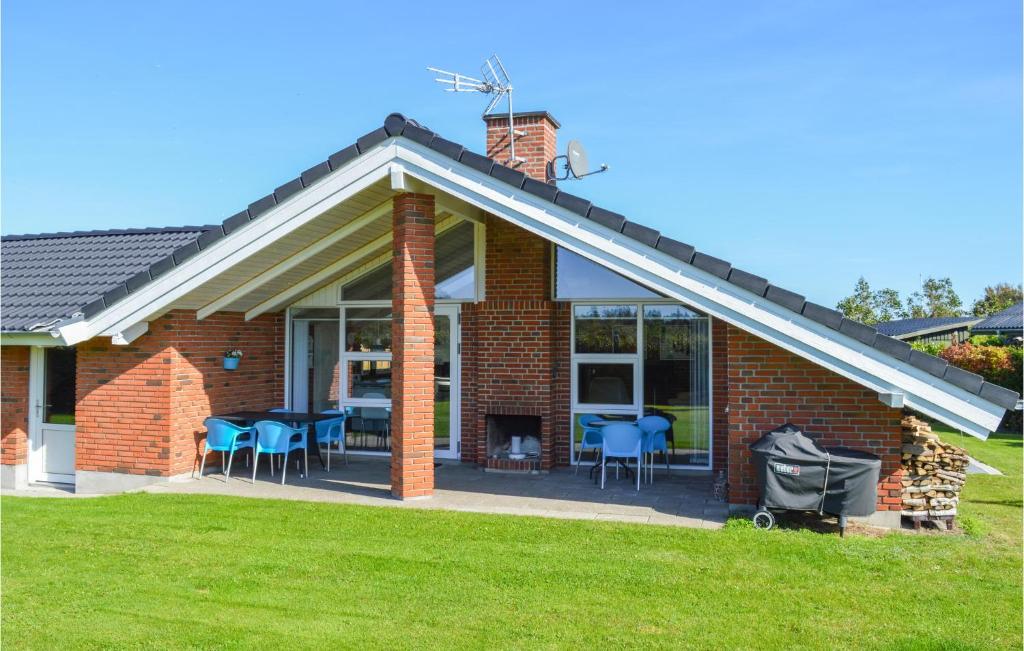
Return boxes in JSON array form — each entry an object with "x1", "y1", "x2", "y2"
[
  {"x1": 555, "y1": 192, "x2": 592, "y2": 217},
  {"x1": 172, "y1": 241, "x2": 201, "y2": 265},
  {"x1": 621, "y1": 221, "x2": 660, "y2": 248},
  {"x1": 328, "y1": 144, "x2": 360, "y2": 170},
  {"x1": 908, "y1": 349, "x2": 948, "y2": 377},
  {"x1": 489, "y1": 163, "x2": 526, "y2": 188},
  {"x1": 802, "y1": 302, "x2": 844, "y2": 330},
  {"x1": 765, "y1": 285, "x2": 805, "y2": 313},
  {"x1": 727, "y1": 268, "x2": 769, "y2": 296},
  {"x1": 428, "y1": 136, "x2": 464, "y2": 161},
  {"x1": 942, "y1": 365, "x2": 985, "y2": 395},
  {"x1": 273, "y1": 178, "x2": 304, "y2": 204},
  {"x1": 839, "y1": 318, "x2": 878, "y2": 345},
  {"x1": 247, "y1": 194, "x2": 277, "y2": 219},
  {"x1": 979, "y1": 382, "x2": 1020, "y2": 409},
  {"x1": 586, "y1": 206, "x2": 627, "y2": 232},
  {"x1": 656, "y1": 236, "x2": 695, "y2": 263},
  {"x1": 401, "y1": 124, "x2": 435, "y2": 147},
  {"x1": 458, "y1": 150, "x2": 494, "y2": 175},
  {"x1": 872, "y1": 334, "x2": 912, "y2": 362},
  {"x1": 522, "y1": 177, "x2": 559, "y2": 202},
  {"x1": 149, "y1": 255, "x2": 176, "y2": 279},
  {"x1": 356, "y1": 127, "x2": 389, "y2": 152},
  {"x1": 101, "y1": 283, "x2": 128, "y2": 306},
  {"x1": 300, "y1": 161, "x2": 332, "y2": 187},
  {"x1": 196, "y1": 226, "x2": 225, "y2": 250},
  {"x1": 222, "y1": 210, "x2": 251, "y2": 235},
  {"x1": 124, "y1": 269, "x2": 152, "y2": 293},
  {"x1": 692, "y1": 252, "x2": 732, "y2": 279},
  {"x1": 383, "y1": 113, "x2": 408, "y2": 137}
]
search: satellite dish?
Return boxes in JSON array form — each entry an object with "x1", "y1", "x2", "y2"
[
  {"x1": 566, "y1": 140, "x2": 589, "y2": 179},
  {"x1": 547, "y1": 139, "x2": 609, "y2": 182}
]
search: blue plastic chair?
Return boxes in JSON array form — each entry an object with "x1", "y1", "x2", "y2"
[
  {"x1": 252, "y1": 420, "x2": 308, "y2": 485},
  {"x1": 316, "y1": 411, "x2": 347, "y2": 471},
  {"x1": 575, "y1": 414, "x2": 604, "y2": 475},
  {"x1": 638, "y1": 415, "x2": 671, "y2": 484},
  {"x1": 599, "y1": 423, "x2": 643, "y2": 491},
  {"x1": 198, "y1": 418, "x2": 255, "y2": 482}
]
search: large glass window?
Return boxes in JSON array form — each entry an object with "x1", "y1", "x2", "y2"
[
  {"x1": 573, "y1": 305, "x2": 638, "y2": 354},
  {"x1": 345, "y1": 307, "x2": 392, "y2": 353},
  {"x1": 577, "y1": 363, "x2": 634, "y2": 405},
  {"x1": 435, "y1": 222, "x2": 475, "y2": 300},
  {"x1": 339, "y1": 221, "x2": 478, "y2": 302},
  {"x1": 346, "y1": 360, "x2": 392, "y2": 399},
  {"x1": 555, "y1": 247, "x2": 661, "y2": 300},
  {"x1": 643, "y1": 305, "x2": 710, "y2": 466},
  {"x1": 290, "y1": 314, "x2": 340, "y2": 413},
  {"x1": 44, "y1": 347, "x2": 76, "y2": 425},
  {"x1": 570, "y1": 301, "x2": 712, "y2": 469}
]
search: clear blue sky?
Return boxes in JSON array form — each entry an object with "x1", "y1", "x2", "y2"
[{"x1": 3, "y1": 1, "x2": 1020, "y2": 307}]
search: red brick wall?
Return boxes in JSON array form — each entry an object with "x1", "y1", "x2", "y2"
[
  {"x1": 75, "y1": 310, "x2": 283, "y2": 477},
  {"x1": 484, "y1": 112, "x2": 558, "y2": 183},
  {"x1": 460, "y1": 216, "x2": 563, "y2": 469},
  {"x1": 1, "y1": 346, "x2": 31, "y2": 467},
  {"x1": 724, "y1": 325, "x2": 903, "y2": 511},
  {"x1": 390, "y1": 193, "x2": 436, "y2": 498}
]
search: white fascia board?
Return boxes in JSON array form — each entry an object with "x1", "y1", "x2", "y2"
[
  {"x1": 110, "y1": 321, "x2": 149, "y2": 345},
  {"x1": 391, "y1": 141, "x2": 1004, "y2": 438},
  {"x1": 0, "y1": 332, "x2": 68, "y2": 347},
  {"x1": 64, "y1": 141, "x2": 400, "y2": 344},
  {"x1": 195, "y1": 198, "x2": 395, "y2": 319}
]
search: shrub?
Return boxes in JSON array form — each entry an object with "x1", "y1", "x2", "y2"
[
  {"x1": 940, "y1": 342, "x2": 1022, "y2": 432},
  {"x1": 910, "y1": 341, "x2": 947, "y2": 357}
]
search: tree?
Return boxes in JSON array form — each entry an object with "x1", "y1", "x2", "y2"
[
  {"x1": 971, "y1": 283, "x2": 1023, "y2": 317},
  {"x1": 836, "y1": 277, "x2": 876, "y2": 324},
  {"x1": 905, "y1": 277, "x2": 963, "y2": 318},
  {"x1": 836, "y1": 277, "x2": 907, "y2": 325}
]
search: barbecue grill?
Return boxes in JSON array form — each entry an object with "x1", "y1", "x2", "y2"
[{"x1": 749, "y1": 423, "x2": 882, "y2": 536}]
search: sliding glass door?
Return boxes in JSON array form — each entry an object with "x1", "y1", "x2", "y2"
[{"x1": 570, "y1": 302, "x2": 712, "y2": 469}]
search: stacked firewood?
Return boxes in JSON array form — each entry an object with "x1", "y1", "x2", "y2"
[{"x1": 900, "y1": 415, "x2": 969, "y2": 520}]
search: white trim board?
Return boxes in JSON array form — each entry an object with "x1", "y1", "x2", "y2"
[{"x1": 57, "y1": 137, "x2": 1007, "y2": 438}]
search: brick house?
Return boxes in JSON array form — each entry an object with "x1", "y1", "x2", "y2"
[{"x1": 1, "y1": 112, "x2": 1016, "y2": 525}]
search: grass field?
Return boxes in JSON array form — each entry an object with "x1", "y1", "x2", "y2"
[{"x1": 2, "y1": 432, "x2": 1021, "y2": 649}]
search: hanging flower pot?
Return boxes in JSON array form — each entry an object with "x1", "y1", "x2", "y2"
[{"x1": 223, "y1": 349, "x2": 243, "y2": 370}]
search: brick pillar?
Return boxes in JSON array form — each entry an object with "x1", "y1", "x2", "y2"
[{"x1": 390, "y1": 193, "x2": 435, "y2": 499}]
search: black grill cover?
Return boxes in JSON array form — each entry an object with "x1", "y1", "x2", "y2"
[{"x1": 750, "y1": 424, "x2": 882, "y2": 518}]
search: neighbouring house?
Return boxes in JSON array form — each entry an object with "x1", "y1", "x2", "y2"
[
  {"x1": 1, "y1": 112, "x2": 1017, "y2": 527},
  {"x1": 875, "y1": 316, "x2": 981, "y2": 345},
  {"x1": 972, "y1": 302, "x2": 1023, "y2": 340}
]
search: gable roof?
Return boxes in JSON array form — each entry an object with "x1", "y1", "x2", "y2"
[
  {"x1": 876, "y1": 316, "x2": 980, "y2": 339},
  {"x1": 1, "y1": 226, "x2": 209, "y2": 332},
  {"x1": 973, "y1": 302, "x2": 1023, "y2": 333},
  {"x1": 1, "y1": 113, "x2": 1018, "y2": 430}
]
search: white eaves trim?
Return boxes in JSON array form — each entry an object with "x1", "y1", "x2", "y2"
[
  {"x1": 391, "y1": 140, "x2": 1005, "y2": 439},
  {"x1": 57, "y1": 142, "x2": 401, "y2": 344},
  {"x1": 58, "y1": 136, "x2": 1007, "y2": 438}
]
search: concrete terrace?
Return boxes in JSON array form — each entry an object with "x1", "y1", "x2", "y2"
[{"x1": 142, "y1": 455, "x2": 728, "y2": 528}]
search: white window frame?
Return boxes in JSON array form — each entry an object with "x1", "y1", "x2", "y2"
[{"x1": 569, "y1": 300, "x2": 714, "y2": 470}]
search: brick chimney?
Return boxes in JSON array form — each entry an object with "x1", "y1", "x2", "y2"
[{"x1": 484, "y1": 111, "x2": 560, "y2": 183}]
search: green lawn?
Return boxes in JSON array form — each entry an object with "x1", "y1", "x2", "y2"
[{"x1": 3, "y1": 434, "x2": 1022, "y2": 649}]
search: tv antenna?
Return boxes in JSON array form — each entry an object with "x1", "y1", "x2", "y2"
[
  {"x1": 547, "y1": 139, "x2": 609, "y2": 182},
  {"x1": 428, "y1": 55, "x2": 523, "y2": 166}
]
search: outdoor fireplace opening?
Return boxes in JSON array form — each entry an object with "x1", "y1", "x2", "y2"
[{"x1": 486, "y1": 415, "x2": 542, "y2": 464}]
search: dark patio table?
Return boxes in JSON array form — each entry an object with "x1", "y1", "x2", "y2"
[{"x1": 214, "y1": 411, "x2": 337, "y2": 469}]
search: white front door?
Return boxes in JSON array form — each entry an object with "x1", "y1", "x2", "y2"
[
  {"x1": 28, "y1": 347, "x2": 77, "y2": 484},
  {"x1": 433, "y1": 305, "x2": 461, "y2": 459}
]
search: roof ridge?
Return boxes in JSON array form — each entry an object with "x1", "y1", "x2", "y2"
[{"x1": 1, "y1": 225, "x2": 214, "y2": 242}]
